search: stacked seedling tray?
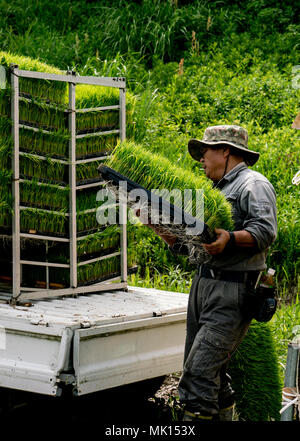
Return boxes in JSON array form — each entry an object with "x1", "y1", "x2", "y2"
[
  {"x1": 103, "y1": 140, "x2": 234, "y2": 263},
  {"x1": 0, "y1": 53, "x2": 136, "y2": 301}
]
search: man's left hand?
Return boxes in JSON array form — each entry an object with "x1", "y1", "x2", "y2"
[{"x1": 203, "y1": 228, "x2": 230, "y2": 255}]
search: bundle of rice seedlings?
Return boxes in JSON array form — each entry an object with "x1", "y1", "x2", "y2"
[
  {"x1": 20, "y1": 208, "x2": 67, "y2": 236},
  {"x1": 229, "y1": 321, "x2": 282, "y2": 421},
  {"x1": 105, "y1": 140, "x2": 233, "y2": 231},
  {"x1": 20, "y1": 154, "x2": 66, "y2": 184},
  {"x1": 76, "y1": 133, "x2": 118, "y2": 159},
  {"x1": 77, "y1": 211, "x2": 99, "y2": 234},
  {"x1": 77, "y1": 189, "x2": 100, "y2": 212},
  {"x1": 20, "y1": 128, "x2": 69, "y2": 159},
  {"x1": 77, "y1": 226, "x2": 120, "y2": 259},
  {"x1": 0, "y1": 200, "x2": 12, "y2": 229},
  {"x1": 77, "y1": 245, "x2": 137, "y2": 286},
  {"x1": 75, "y1": 83, "x2": 135, "y2": 124},
  {"x1": 19, "y1": 98, "x2": 68, "y2": 131},
  {"x1": 0, "y1": 116, "x2": 11, "y2": 137},
  {"x1": 0, "y1": 51, "x2": 66, "y2": 103},
  {"x1": 76, "y1": 84, "x2": 120, "y2": 108},
  {"x1": 76, "y1": 160, "x2": 103, "y2": 184},
  {"x1": 76, "y1": 109, "x2": 119, "y2": 132},
  {"x1": 20, "y1": 180, "x2": 69, "y2": 211},
  {"x1": 77, "y1": 254, "x2": 120, "y2": 285},
  {"x1": 44, "y1": 225, "x2": 121, "y2": 265},
  {"x1": 0, "y1": 136, "x2": 12, "y2": 170}
]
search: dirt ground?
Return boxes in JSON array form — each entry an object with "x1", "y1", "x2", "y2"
[{"x1": 0, "y1": 373, "x2": 182, "y2": 425}]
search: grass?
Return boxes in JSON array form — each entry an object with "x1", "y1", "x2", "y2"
[
  {"x1": 229, "y1": 321, "x2": 282, "y2": 421},
  {"x1": 0, "y1": 0, "x2": 299, "y2": 421}
]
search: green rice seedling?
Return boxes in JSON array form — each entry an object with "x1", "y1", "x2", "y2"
[
  {"x1": 0, "y1": 116, "x2": 11, "y2": 138},
  {"x1": 0, "y1": 89, "x2": 12, "y2": 118},
  {"x1": 20, "y1": 180, "x2": 69, "y2": 211},
  {"x1": 19, "y1": 128, "x2": 69, "y2": 159},
  {"x1": 77, "y1": 225, "x2": 120, "y2": 258},
  {"x1": 20, "y1": 153, "x2": 66, "y2": 183},
  {"x1": 76, "y1": 83, "x2": 136, "y2": 124},
  {"x1": 19, "y1": 98, "x2": 68, "y2": 131},
  {"x1": 76, "y1": 133, "x2": 118, "y2": 159},
  {"x1": 106, "y1": 141, "x2": 233, "y2": 231},
  {"x1": 0, "y1": 169, "x2": 12, "y2": 193},
  {"x1": 76, "y1": 84, "x2": 119, "y2": 108},
  {"x1": 0, "y1": 137, "x2": 12, "y2": 171},
  {"x1": 77, "y1": 254, "x2": 120, "y2": 285},
  {"x1": 20, "y1": 208, "x2": 67, "y2": 235},
  {"x1": 0, "y1": 52, "x2": 66, "y2": 104},
  {"x1": 76, "y1": 109, "x2": 119, "y2": 132},
  {"x1": 76, "y1": 160, "x2": 102, "y2": 183},
  {"x1": 229, "y1": 321, "x2": 282, "y2": 421},
  {"x1": 77, "y1": 210, "x2": 100, "y2": 233},
  {"x1": 77, "y1": 189, "x2": 100, "y2": 212},
  {"x1": 0, "y1": 199, "x2": 12, "y2": 228}
]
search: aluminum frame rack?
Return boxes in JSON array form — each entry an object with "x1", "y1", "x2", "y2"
[{"x1": 9, "y1": 65, "x2": 127, "y2": 302}]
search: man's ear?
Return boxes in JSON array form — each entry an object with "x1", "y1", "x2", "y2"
[{"x1": 223, "y1": 147, "x2": 231, "y2": 158}]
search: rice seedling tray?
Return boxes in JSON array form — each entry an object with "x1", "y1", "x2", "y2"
[
  {"x1": 20, "y1": 229, "x2": 68, "y2": 238},
  {"x1": 99, "y1": 165, "x2": 214, "y2": 243},
  {"x1": 76, "y1": 150, "x2": 113, "y2": 160},
  {"x1": 77, "y1": 271, "x2": 121, "y2": 287},
  {"x1": 78, "y1": 247, "x2": 120, "y2": 264},
  {"x1": 77, "y1": 265, "x2": 138, "y2": 287},
  {"x1": 76, "y1": 177, "x2": 104, "y2": 187}
]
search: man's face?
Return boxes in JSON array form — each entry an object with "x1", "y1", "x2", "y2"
[{"x1": 200, "y1": 147, "x2": 228, "y2": 182}]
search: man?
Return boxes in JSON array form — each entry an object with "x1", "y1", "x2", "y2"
[{"x1": 150, "y1": 125, "x2": 277, "y2": 421}]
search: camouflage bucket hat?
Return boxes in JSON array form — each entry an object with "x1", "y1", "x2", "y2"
[{"x1": 188, "y1": 125, "x2": 260, "y2": 166}]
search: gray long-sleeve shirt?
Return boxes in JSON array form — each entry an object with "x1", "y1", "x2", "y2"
[
  {"x1": 171, "y1": 162, "x2": 277, "y2": 272},
  {"x1": 209, "y1": 162, "x2": 277, "y2": 271}
]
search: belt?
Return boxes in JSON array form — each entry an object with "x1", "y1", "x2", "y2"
[{"x1": 199, "y1": 264, "x2": 260, "y2": 285}]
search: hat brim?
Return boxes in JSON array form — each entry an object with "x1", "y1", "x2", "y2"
[{"x1": 188, "y1": 139, "x2": 260, "y2": 166}]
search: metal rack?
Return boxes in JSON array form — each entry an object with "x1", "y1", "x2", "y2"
[{"x1": 9, "y1": 65, "x2": 128, "y2": 302}]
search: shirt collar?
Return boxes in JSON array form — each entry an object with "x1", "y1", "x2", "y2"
[{"x1": 213, "y1": 162, "x2": 247, "y2": 189}]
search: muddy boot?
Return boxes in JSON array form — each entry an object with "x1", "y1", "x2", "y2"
[{"x1": 219, "y1": 404, "x2": 234, "y2": 421}]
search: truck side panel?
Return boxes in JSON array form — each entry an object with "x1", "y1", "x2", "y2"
[{"x1": 73, "y1": 313, "x2": 186, "y2": 395}]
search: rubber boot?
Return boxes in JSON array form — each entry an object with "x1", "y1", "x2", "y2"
[{"x1": 219, "y1": 404, "x2": 234, "y2": 421}]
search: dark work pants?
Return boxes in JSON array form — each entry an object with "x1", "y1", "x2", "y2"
[{"x1": 178, "y1": 273, "x2": 251, "y2": 416}]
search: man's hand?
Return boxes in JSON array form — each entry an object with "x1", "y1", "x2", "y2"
[
  {"x1": 202, "y1": 228, "x2": 230, "y2": 255},
  {"x1": 203, "y1": 228, "x2": 257, "y2": 255}
]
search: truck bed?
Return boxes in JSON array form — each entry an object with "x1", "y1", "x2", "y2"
[{"x1": 0, "y1": 286, "x2": 188, "y2": 396}]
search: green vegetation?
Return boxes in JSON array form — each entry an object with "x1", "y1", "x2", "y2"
[
  {"x1": 0, "y1": 0, "x2": 299, "y2": 421},
  {"x1": 229, "y1": 321, "x2": 282, "y2": 421}
]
